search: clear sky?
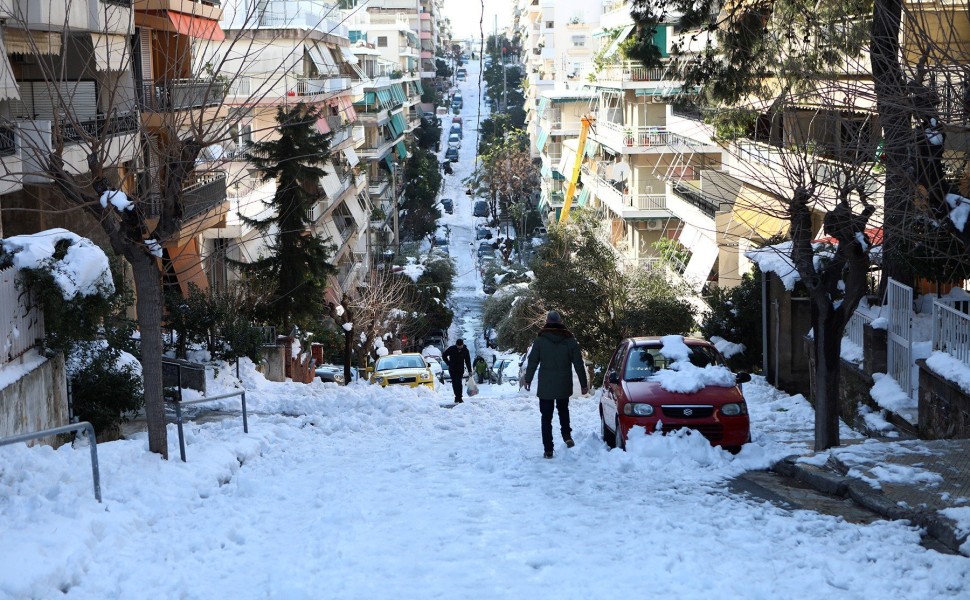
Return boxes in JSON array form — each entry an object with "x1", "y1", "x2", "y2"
[{"x1": 442, "y1": 0, "x2": 512, "y2": 41}]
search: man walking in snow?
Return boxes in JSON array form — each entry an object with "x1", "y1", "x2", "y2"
[
  {"x1": 523, "y1": 311, "x2": 589, "y2": 459},
  {"x1": 443, "y1": 339, "x2": 473, "y2": 403}
]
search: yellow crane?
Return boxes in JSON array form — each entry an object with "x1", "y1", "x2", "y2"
[{"x1": 559, "y1": 114, "x2": 594, "y2": 223}]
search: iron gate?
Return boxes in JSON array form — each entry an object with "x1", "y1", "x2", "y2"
[{"x1": 887, "y1": 278, "x2": 913, "y2": 397}]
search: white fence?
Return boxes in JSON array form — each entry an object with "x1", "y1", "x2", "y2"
[
  {"x1": 933, "y1": 300, "x2": 970, "y2": 366},
  {"x1": 887, "y1": 279, "x2": 913, "y2": 396},
  {"x1": 0, "y1": 267, "x2": 44, "y2": 367},
  {"x1": 845, "y1": 308, "x2": 873, "y2": 349}
]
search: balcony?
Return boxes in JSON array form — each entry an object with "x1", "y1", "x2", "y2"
[
  {"x1": 593, "y1": 121, "x2": 712, "y2": 154},
  {"x1": 671, "y1": 181, "x2": 728, "y2": 219},
  {"x1": 582, "y1": 165, "x2": 670, "y2": 219},
  {"x1": 139, "y1": 79, "x2": 226, "y2": 112},
  {"x1": 140, "y1": 170, "x2": 228, "y2": 221},
  {"x1": 594, "y1": 60, "x2": 670, "y2": 86},
  {"x1": 0, "y1": 127, "x2": 15, "y2": 157},
  {"x1": 61, "y1": 112, "x2": 140, "y2": 143},
  {"x1": 295, "y1": 76, "x2": 351, "y2": 96}
]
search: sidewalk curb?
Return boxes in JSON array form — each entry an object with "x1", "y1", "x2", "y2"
[{"x1": 771, "y1": 455, "x2": 968, "y2": 555}]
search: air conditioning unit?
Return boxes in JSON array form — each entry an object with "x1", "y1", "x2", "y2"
[{"x1": 646, "y1": 219, "x2": 664, "y2": 231}]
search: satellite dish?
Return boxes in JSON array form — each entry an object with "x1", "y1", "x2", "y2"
[{"x1": 606, "y1": 161, "x2": 630, "y2": 180}]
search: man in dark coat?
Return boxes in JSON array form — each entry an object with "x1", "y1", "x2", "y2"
[
  {"x1": 524, "y1": 311, "x2": 589, "y2": 458},
  {"x1": 442, "y1": 338, "x2": 473, "y2": 403}
]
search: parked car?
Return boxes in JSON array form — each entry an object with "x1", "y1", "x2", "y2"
[
  {"x1": 315, "y1": 364, "x2": 357, "y2": 384},
  {"x1": 473, "y1": 200, "x2": 489, "y2": 217},
  {"x1": 477, "y1": 240, "x2": 494, "y2": 255},
  {"x1": 449, "y1": 124, "x2": 463, "y2": 139},
  {"x1": 600, "y1": 336, "x2": 751, "y2": 452},
  {"x1": 445, "y1": 147, "x2": 459, "y2": 162},
  {"x1": 434, "y1": 232, "x2": 449, "y2": 249},
  {"x1": 369, "y1": 353, "x2": 437, "y2": 390},
  {"x1": 532, "y1": 226, "x2": 548, "y2": 237},
  {"x1": 448, "y1": 134, "x2": 461, "y2": 149},
  {"x1": 483, "y1": 282, "x2": 497, "y2": 295},
  {"x1": 441, "y1": 198, "x2": 454, "y2": 214},
  {"x1": 452, "y1": 116, "x2": 463, "y2": 125},
  {"x1": 475, "y1": 226, "x2": 492, "y2": 240}
]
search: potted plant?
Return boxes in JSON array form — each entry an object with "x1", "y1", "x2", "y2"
[{"x1": 624, "y1": 128, "x2": 634, "y2": 146}]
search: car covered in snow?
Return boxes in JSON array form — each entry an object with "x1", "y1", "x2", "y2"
[
  {"x1": 445, "y1": 147, "x2": 459, "y2": 162},
  {"x1": 369, "y1": 353, "x2": 437, "y2": 390},
  {"x1": 473, "y1": 200, "x2": 489, "y2": 217},
  {"x1": 600, "y1": 336, "x2": 751, "y2": 452},
  {"x1": 440, "y1": 198, "x2": 454, "y2": 214},
  {"x1": 448, "y1": 133, "x2": 461, "y2": 149}
]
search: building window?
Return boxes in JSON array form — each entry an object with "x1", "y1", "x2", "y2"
[
  {"x1": 377, "y1": 36, "x2": 388, "y2": 47},
  {"x1": 571, "y1": 35, "x2": 586, "y2": 47},
  {"x1": 545, "y1": 21, "x2": 554, "y2": 29}
]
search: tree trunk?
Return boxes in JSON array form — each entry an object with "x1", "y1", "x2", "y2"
[
  {"x1": 812, "y1": 301, "x2": 842, "y2": 450},
  {"x1": 871, "y1": 0, "x2": 914, "y2": 289},
  {"x1": 343, "y1": 329, "x2": 353, "y2": 385},
  {"x1": 130, "y1": 250, "x2": 168, "y2": 459}
]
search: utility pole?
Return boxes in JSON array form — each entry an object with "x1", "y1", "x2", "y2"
[{"x1": 391, "y1": 162, "x2": 400, "y2": 258}]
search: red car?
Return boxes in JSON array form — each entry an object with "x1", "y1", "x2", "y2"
[{"x1": 600, "y1": 336, "x2": 751, "y2": 452}]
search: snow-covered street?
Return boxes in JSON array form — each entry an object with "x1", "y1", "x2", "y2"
[{"x1": 2, "y1": 61, "x2": 969, "y2": 599}]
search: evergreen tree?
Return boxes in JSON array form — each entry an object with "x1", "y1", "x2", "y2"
[{"x1": 240, "y1": 102, "x2": 338, "y2": 331}]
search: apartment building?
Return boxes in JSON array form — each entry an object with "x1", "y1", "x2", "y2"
[
  {"x1": 215, "y1": 0, "x2": 370, "y2": 300},
  {"x1": 519, "y1": 0, "x2": 599, "y2": 158},
  {"x1": 0, "y1": 0, "x2": 141, "y2": 245}
]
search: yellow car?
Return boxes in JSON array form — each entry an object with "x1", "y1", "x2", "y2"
[{"x1": 370, "y1": 353, "x2": 436, "y2": 390}]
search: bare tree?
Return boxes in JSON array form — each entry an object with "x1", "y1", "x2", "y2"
[
  {"x1": 0, "y1": 0, "x2": 363, "y2": 456},
  {"x1": 327, "y1": 268, "x2": 416, "y2": 381}
]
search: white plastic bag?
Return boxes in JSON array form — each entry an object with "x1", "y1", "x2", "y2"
[{"x1": 466, "y1": 378, "x2": 479, "y2": 397}]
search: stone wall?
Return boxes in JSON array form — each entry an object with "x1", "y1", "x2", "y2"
[
  {"x1": 0, "y1": 353, "x2": 68, "y2": 447},
  {"x1": 918, "y1": 360, "x2": 970, "y2": 439}
]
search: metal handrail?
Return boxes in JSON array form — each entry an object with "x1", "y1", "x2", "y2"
[
  {"x1": 166, "y1": 386, "x2": 249, "y2": 463},
  {"x1": 0, "y1": 422, "x2": 101, "y2": 502}
]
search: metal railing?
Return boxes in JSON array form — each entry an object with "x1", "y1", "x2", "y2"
[
  {"x1": 139, "y1": 80, "x2": 227, "y2": 112},
  {"x1": 597, "y1": 60, "x2": 669, "y2": 83},
  {"x1": 845, "y1": 308, "x2": 874, "y2": 350},
  {"x1": 167, "y1": 390, "x2": 248, "y2": 463},
  {"x1": 61, "y1": 112, "x2": 139, "y2": 143},
  {"x1": 0, "y1": 267, "x2": 44, "y2": 367},
  {"x1": 887, "y1": 279, "x2": 913, "y2": 397},
  {"x1": 0, "y1": 126, "x2": 16, "y2": 156},
  {"x1": 933, "y1": 300, "x2": 970, "y2": 366},
  {"x1": 0, "y1": 422, "x2": 101, "y2": 502},
  {"x1": 671, "y1": 181, "x2": 723, "y2": 218},
  {"x1": 182, "y1": 171, "x2": 228, "y2": 221}
]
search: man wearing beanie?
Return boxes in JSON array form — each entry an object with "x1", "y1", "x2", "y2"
[
  {"x1": 523, "y1": 310, "x2": 589, "y2": 458},
  {"x1": 442, "y1": 338, "x2": 472, "y2": 404}
]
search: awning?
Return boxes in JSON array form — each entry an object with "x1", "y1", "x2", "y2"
[
  {"x1": 321, "y1": 162, "x2": 343, "y2": 199},
  {"x1": 388, "y1": 112, "x2": 406, "y2": 136},
  {"x1": 414, "y1": 80, "x2": 425, "y2": 95},
  {"x1": 0, "y1": 37, "x2": 20, "y2": 100},
  {"x1": 541, "y1": 161, "x2": 552, "y2": 178},
  {"x1": 537, "y1": 97, "x2": 550, "y2": 118},
  {"x1": 383, "y1": 154, "x2": 395, "y2": 171},
  {"x1": 576, "y1": 187, "x2": 591, "y2": 207},
  {"x1": 536, "y1": 127, "x2": 549, "y2": 152},
  {"x1": 343, "y1": 147, "x2": 360, "y2": 167},
  {"x1": 317, "y1": 116, "x2": 331, "y2": 134},
  {"x1": 679, "y1": 223, "x2": 719, "y2": 291},
  {"x1": 585, "y1": 140, "x2": 599, "y2": 158},
  {"x1": 308, "y1": 43, "x2": 339, "y2": 76},
  {"x1": 390, "y1": 83, "x2": 406, "y2": 104},
  {"x1": 376, "y1": 88, "x2": 393, "y2": 108},
  {"x1": 538, "y1": 193, "x2": 549, "y2": 212},
  {"x1": 166, "y1": 12, "x2": 226, "y2": 41},
  {"x1": 4, "y1": 29, "x2": 61, "y2": 55},
  {"x1": 91, "y1": 34, "x2": 128, "y2": 71},
  {"x1": 603, "y1": 24, "x2": 634, "y2": 59},
  {"x1": 355, "y1": 91, "x2": 377, "y2": 106},
  {"x1": 732, "y1": 185, "x2": 790, "y2": 239},
  {"x1": 339, "y1": 45, "x2": 359, "y2": 65},
  {"x1": 635, "y1": 86, "x2": 682, "y2": 97},
  {"x1": 395, "y1": 140, "x2": 407, "y2": 161}
]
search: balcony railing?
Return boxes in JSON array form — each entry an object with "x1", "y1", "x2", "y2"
[
  {"x1": 141, "y1": 171, "x2": 227, "y2": 220},
  {"x1": 671, "y1": 181, "x2": 726, "y2": 218},
  {"x1": 61, "y1": 112, "x2": 139, "y2": 143},
  {"x1": 597, "y1": 60, "x2": 669, "y2": 83},
  {"x1": 183, "y1": 171, "x2": 229, "y2": 221},
  {"x1": 597, "y1": 121, "x2": 699, "y2": 151},
  {"x1": 296, "y1": 77, "x2": 351, "y2": 96},
  {"x1": 583, "y1": 166, "x2": 667, "y2": 213},
  {"x1": 0, "y1": 127, "x2": 16, "y2": 156},
  {"x1": 139, "y1": 80, "x2": 227, "y2": 112}
]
